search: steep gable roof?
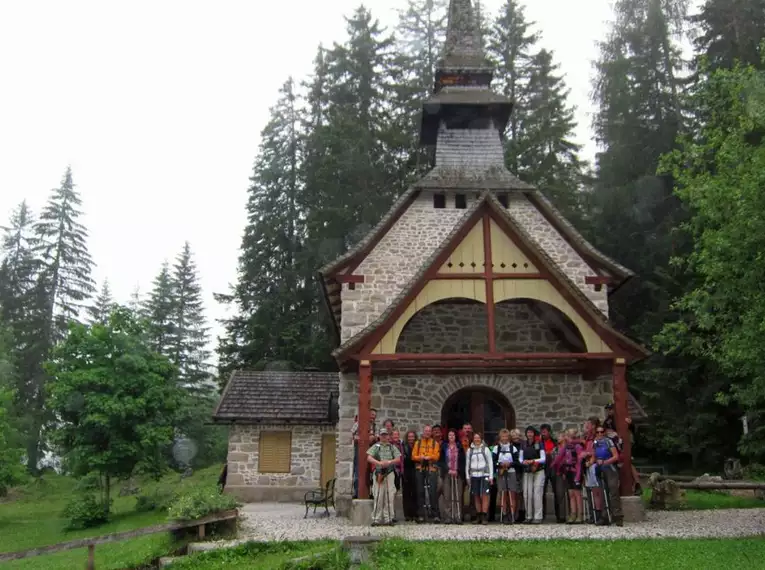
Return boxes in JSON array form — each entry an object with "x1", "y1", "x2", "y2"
[{"x1": 332, "y1": 192, "x2": 648, "y2": 365}]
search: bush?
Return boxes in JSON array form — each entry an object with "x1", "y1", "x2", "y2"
[
  {"x1": 135, "y1": 489, "x2": 176, "y2": 513},
  {"x1": 74, "y1": 472, "x2": 102, "y2": 493},
  {"x1": 63, "y1": 493, "x2": 111, "y2": 529},
  {"x1": 743, "y1": 463, "x2": 765, "y2": 482},
  {"x1": 167, "y1": 485, "x2": 239, "y2": 521}
]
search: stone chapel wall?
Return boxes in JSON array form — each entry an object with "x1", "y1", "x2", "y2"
[{"x1": 336, "y1": 371, "x2": 611, "y2": 503}]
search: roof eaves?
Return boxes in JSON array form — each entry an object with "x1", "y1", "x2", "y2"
[
  {"x1": 212, "y1": 370, "x2": 238, "y2": 420},
  {"x1": 529, "y1": 191, "x2": 634, "y2": 279}
]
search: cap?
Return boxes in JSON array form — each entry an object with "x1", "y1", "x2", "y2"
[
  {"x1": 379, "y1": 428, "x2": 389, "y2": 435},
  {"x1": 604, "y1": 402, "x2": 614, "y2": 409}
]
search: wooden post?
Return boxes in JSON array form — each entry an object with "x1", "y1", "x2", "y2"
[
  {"x1": 86, "y1": 544, "x2": 95, "y2": 570},
  {"x1": 612, "y1": 358, "x2": 634, "y2": 495},
  {"x1": 198, "y1": 523, "x2": 205, "y2": 539},
  {"x1": 482, "y1": 214, "x2": 496, "y2": 352},
  {"x1": 357, "y1": 360, "x2": 373, "y2": 500}
]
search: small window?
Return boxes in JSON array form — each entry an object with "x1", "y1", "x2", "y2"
[
  {"x1": 433, "y1": 193, "x2": 446, "y2": 208},
  {"x1": 259, "y1": 431, "x2": 292, "y2": 473},
  {"x1": 455, "y1": 194, "x2": 467, "y2": 209},
  {"x1": 498, "y1": 193, "x2": 509, "y2": 208}
]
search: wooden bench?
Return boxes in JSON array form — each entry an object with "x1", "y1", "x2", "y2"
[{"x1": 304, "y1": 478, "x2": 336, "y2": 518}]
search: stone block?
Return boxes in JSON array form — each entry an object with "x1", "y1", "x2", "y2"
[
  {"x1": 394, "y1": 492, "x2": 404, "y2": 521},
  {"x1": 350, "y1": 499, "x2": 374, "y2": 526},
  {"x1": 621, "y1": 495, "x2": 646, "y2": 522}
]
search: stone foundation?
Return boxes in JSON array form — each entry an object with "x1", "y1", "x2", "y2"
[
  {"x1": 225, "y1": 424, "x2": 333, "y2": 502},
  {"x1": 336, "y1": 372, "x2": 611, "y2": 502}
]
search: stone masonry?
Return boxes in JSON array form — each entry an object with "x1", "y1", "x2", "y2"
[
  {"x1": 226, "y1": 424, "x2": 335, "y2": 502},
  {"x1": 396, "y1": 300, "x2": 573, "y2": 353},
  {"x1": 340, "y1": 191, "x2": 608, "y2": 345},
  {"x1": 336, "y1": 371, "x2": 612, "y2": 503}
]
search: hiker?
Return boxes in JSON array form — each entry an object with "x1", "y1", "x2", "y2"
[
  {"x1": 604, "y1": 402, "x2": 641, "y2": 495},
  {"x1": 367, "y1": 428, "x2": 401, "y2": 526},
  {"x1": 391, "y1": 429, "x2": 404, "y2": 492},
  {"x1": 401, "y1": 430, "x2": 419, "y2": 522},
  {"x1": 441, "y1": 429, "x2": 465, "y2": 524},
  {"x1": 555, "y1": 428, "x2": 584, "y2": 523},
  {"x1": 412, "y1": 424, "x2": 440, "y2": 523},
  {"x1": 540, "y1": 424, "x2": 559, "y2": 521},
  {"x1": 459, "y1": 423, "x2": 475, "y2": 521},
  {"x1": 591, "y1": 426, "x2": 623, "y2": 526},
  {"x1": 509, "y1": 428, "x2": 525, "y2": 522},
  {"x1": 520, "y1": 426, "x2": 546, "y2": 524},
  {"x1": 492, "y1": 428, "x2": 518, "y2": 524},
  {"x1": 548, "y1": 432, "x2": 568, "y2": 523},
  {"x1": 466, "y1": 432, "x2": 494, "y2": 525}
]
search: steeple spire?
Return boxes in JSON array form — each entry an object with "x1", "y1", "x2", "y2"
[{"x1": 439, "y1": 0, "x2": 490, "y2": 72}]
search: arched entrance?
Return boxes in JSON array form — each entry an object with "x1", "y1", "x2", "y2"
[{"x1": 441, "y1": 387, "x2": 515, "y2": 445}]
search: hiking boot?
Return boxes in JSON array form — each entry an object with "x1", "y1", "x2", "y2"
[
  {"x1": 481, "y1": 514, "x2": 489, "y2": 525},
  {"x1": 532, "y1": 519, "x2": 543, "y2": 524},
  {"x1": 615, "y1": 519, "x2": 624, "y2": 527},
  {"x1": 432, "y1": 517, "x2": 441, "y2": 524},
  {"x1": 416, "y1": 517, "x2": 424, "y2": 524}
]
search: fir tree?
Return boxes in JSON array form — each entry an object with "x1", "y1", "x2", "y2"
[
  {"x1": 144, "y1": 262, "x2": 174, "y2": 356},
  {"x1": 0, "y1": 201, "x2": 39, "y2": 329},
  {"x1": 168, "y1": 242, "x2": 210, "y2": 391},
  {"x1": 87, "y1": 280, "x2": 115, "y2": 325},
  {"x1": 692, "y1": 0, "x2": 765, "y2": 71}
]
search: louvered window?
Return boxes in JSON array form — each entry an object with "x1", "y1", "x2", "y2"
[{"x1": 259, "y1": 431, "x2": 292, "y2": 473}]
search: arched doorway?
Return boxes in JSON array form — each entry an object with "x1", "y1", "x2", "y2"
[{"x1": 441, "y1": 387, "x2": 515, "y2": 446}]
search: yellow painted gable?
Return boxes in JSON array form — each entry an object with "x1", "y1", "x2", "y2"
[
  {"x1": 490, "y1": 219, "x2": 538, "y2": 273},
  {"x1": 439, "y1": 220, "x2": 483, "y2": 274}
]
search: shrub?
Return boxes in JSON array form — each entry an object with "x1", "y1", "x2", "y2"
[
  {"x1": 135, "y1": 489, "x2": 176, "y2": 513},
  {"x1": 167, "y1": 485, "x2": 239, "y2": 521},
  {"x1": 63, "y1": 494, "x2": 111, "y2": 529},
  {"x1": 743, "y1": 463, "x2": 765, "y2": 482},
  {"x1": 74, "y1": 472, "x2": 102, "y2": 493}
]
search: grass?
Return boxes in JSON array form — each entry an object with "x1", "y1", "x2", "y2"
[
  {"x1": 0, "y1": 465, "x2": 223, "y2": 570},
  {"x1": 642, "y1": 487, "x2": 764, "y2": 510},
  {"x1": 154, "y1": 538, "x2": 765, "y2": 570},
  {"x1": 168, "y1": 541, "x2": 344, "y2": 570}
]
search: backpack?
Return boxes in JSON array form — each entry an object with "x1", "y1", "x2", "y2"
[
  {"x1": 562, "y1": 444, "x2": 578, "y2": 470},
  {"x1": 468, "y1": 445, "x2": 488, "y2": 476}
]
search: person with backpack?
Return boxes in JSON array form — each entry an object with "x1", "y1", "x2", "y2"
[
  {"x1": 492, "y1": 428, "x2": 518, "y2": 523},
  {"x1": 547, "y1": 432, "x2": 567, "y2": 523},
  {"x1": 591, "y1": 426, "x2": 623, "y2": 526},
  {"x1": 509, "y1": 428, "x2": 525, "y2": 522},
  {"x1": 366, "y1": 428, "x2": 401, "y2": 526},
  {"x1": 465, "y1": 432, "x2": 494, "y2": 525},
  {"x1": 519, "y1": 426, "x2": 546, "y2": 524},
  {"x1": 553, "y1": 428, "x2": 584, "y2": 523},
  {"x1": 441, "y1": 429, "x2": 465, "y2": 524},
  {"x1": 412, "y1": 424, "x2": 441, "y2": 523}
]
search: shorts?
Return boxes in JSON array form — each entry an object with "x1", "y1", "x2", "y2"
[
  {"x1": 564, "y1": 471, "x2": 581, "y2": 490},
  {"x1": 497, "y1": 469, "x2": 520, "y2": 493},
  {"x1": 470, "y1": 476, "x2": 490, "y2": 496}
]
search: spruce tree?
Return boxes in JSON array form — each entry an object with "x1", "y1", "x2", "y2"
[
  {"x1": 144, "y1": 262, "x2": 175, "y2": 356},
  {"x1": 0, "y1": 201, "x2": 39, "y2": 329},
  {"x1": 34, "y1": 167, "x2": 96, "y2": 342},
  {"x1": 692, "y1": 0, "x2": 765, "y2": 71},
  {"x1": 168, "y1": 242, "x2": 210, "y2": 392},
  {"x1": 87, "y1": 280, "x2": 115, "y2": 325}
]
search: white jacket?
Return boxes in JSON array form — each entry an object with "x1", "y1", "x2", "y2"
[{"x1": 466, "y1": 443, "x2": 494, "y2": 480}]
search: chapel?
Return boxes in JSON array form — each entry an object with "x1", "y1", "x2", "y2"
[{"x1": 214, "y1": 0, "x2": 648, "y2": 517}]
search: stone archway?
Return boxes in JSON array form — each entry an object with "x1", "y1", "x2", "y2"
[{"x1": 441, "y1": 385, "x2": 515, "y2": 446}]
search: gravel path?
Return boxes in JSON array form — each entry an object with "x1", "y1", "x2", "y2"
[{"x1": 234, "y1": 503, "x2": 765, "y2": 542}]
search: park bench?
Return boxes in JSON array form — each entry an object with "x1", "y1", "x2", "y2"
[{"x1": 304, "y1": 478, "x2": 336, "y2": 518}]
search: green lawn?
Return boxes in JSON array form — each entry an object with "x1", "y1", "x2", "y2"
[
  {"x1": 164, "y1": 538, "x2": 765, "y2": 570},
  {"x1": 0, "y1": 465, "x2": 223, "y2": 570},
  {"x1": 642, "y1": 487, "x2": 764, "y2": 510}
]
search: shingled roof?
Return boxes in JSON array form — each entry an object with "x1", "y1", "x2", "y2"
[{"x1": 213, "y1": 370, "x2": 338, "y2": 424}]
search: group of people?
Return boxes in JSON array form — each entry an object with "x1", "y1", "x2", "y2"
[{"x1": 358, "y1": 404, "x2": 633, "y2": 527}]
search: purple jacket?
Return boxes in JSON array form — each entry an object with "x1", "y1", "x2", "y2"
[{"x1": 552, "y1": 442, "x2": 584, "y2": 482}]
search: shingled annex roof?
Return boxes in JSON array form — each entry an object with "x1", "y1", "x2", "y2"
[
  {"x1": 332, "y1": 191, "x2": 649, "y2": 364},
  {"x1": 213, "y1": 370, "x2": 338, "y2": 424}
]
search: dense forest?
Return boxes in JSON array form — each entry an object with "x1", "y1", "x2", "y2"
[
  {"x1": 1, "y1": 0, "x2": 764, "y2": 486},
  {"x1": 215, "y1": 0, "x2": 765, "y2": 470}
]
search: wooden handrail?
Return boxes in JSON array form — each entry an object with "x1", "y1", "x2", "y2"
[{"x1": 0, "y1": 509, "x2": 238, "y2": 563}]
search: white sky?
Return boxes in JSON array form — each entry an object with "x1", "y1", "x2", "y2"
[{"x1": 0, "y1": 0, "x2": 665, "y2": 351}]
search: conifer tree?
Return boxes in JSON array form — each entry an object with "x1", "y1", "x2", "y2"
[
  {"x1": 87, "y1": 280, "x2": 115, "y2": 325},
  {"x1": 34, "y1": 167, "x2": 96, "y2": 342},
  {"x1": 0, "y1": 202, "x2": 39, "y2": 330},
  {"x1": 144, "y1": 261, "x2": 174, "y2": 356},
  {"x1": 168, "y1": 242, "x2": 210, "y2": 392},
  {"x1": 692, "y1": 0, "x2": 765, "y2": 71}
]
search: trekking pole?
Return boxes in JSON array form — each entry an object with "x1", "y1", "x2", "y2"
[
  {"x1": 423, "y1": 466, "x2": 431, "y2": 521},
  {"x1": 499, "y1": 472, "x2": 504, "y2": 524},
  {"x1": 386, "y1": 471, "x2": 392, "y2": 524},
  {"x1": 600, "y1": 469, "x2": 612, "y2": 524}
]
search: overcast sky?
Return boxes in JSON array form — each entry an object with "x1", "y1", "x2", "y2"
[{"x1": 0, "y1": 0, "x2": 676, "y2": 352}]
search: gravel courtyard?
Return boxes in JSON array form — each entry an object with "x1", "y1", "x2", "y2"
[{"x1": 236, "y1": 503, "x2": 765, "y2": 542}]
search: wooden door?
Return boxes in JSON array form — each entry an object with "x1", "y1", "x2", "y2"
[{"x1": 320, "y1": 433, "x2": 336, "y2": 487}]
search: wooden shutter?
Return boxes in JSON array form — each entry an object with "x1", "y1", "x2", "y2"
[{"x1": 259, "y1": 431, "x2": 292, "y2": 473}]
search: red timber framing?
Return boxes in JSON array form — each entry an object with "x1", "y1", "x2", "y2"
[
  {"x1": 612, "y1": 358, "x2": 635, "y2": 495},
  {"x1": 346, "y1": 197, "x2": 646, "y2": 368},
  {"x1": 356, "y1": 360, "x2": 372, "y2": 500}
]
